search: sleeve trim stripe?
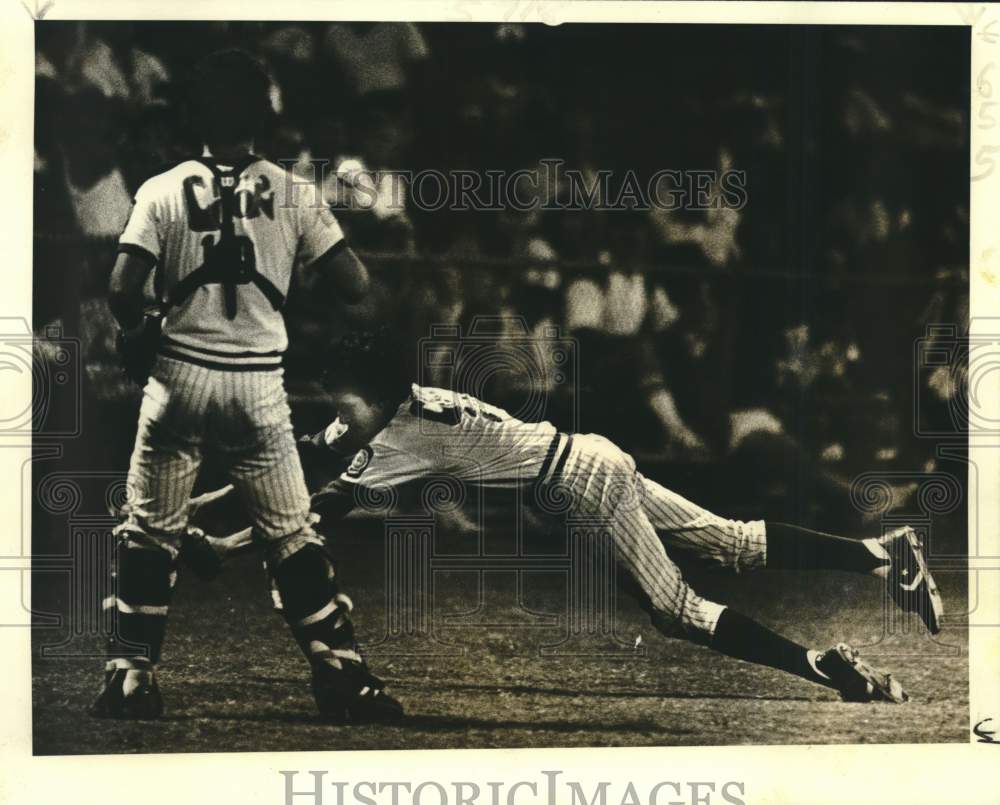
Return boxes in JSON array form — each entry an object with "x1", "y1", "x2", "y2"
[{"x1": 117, "y1": 243, "x2": 158, "y2": 266}]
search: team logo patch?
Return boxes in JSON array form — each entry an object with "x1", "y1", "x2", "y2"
[{"x1": 346, "y1": 446, "x2": 373, "y2": 478}]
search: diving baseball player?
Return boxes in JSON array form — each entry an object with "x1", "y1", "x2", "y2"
[
  {"x1": 94, "y1": 50, "x2": 402, "y2": 723},
  {"x1": 189, "y1": 330, "x2": 944, "y2": 704}
]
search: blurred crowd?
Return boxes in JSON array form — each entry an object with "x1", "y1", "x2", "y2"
[{"x1": 34, "y1": 22, "x2": 970, "y2": 519}]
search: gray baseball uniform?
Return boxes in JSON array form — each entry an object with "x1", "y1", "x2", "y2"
[{"x1": 309, "y1": 384, "x2": 767, "y2": 638}]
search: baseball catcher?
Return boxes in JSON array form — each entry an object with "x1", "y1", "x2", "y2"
[{"x1": 96, "y1": 51, "x2": 402, "y2": 723}]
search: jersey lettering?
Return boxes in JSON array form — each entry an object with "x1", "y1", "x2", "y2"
[
  {"x1": 183, "y1": 175, "x2": 221, "y2": 232},
  {"x1": 121, "y1": 158, "x2": 345, "y2": 356},
  {"x1": 183, "y1": 173, "x2": 276, "y2": 232},
  {"x1": 235, "y1": 175, "x2": 275, "y2": 221},
  {"x1": 461, "y1": 395, "x2": 506, "y2": 423},
  {"x1": 410, "y1": 386, "x2": 462, "y2": 425},
  {"x1": 409, "y1": 386, "x2": 508, "y2": 424}
]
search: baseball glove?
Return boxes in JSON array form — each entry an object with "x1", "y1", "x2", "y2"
[
  {"x1": 116, "y1": 312, "x2": 163, "y2": 386},
  {"x1": 178, "y1": 526, "x2": 224, "y2": 581}
]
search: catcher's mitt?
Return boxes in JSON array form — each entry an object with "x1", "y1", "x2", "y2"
[{"x1": 116, "y1": 312, "x2": 163, "y2": 386}]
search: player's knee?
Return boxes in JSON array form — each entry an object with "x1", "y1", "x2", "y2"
[
  {"x1": 261, "y1": 520, "x2": 324, "y2": 568},
  {"x1": 595, "y1": 447, "x2": 642, "y2": 513}
]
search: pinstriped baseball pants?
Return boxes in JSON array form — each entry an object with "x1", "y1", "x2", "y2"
[
  {"x1": 120, "y1": 356, "x2": 317, "y2": 561},
  {"x1": 561, "y1": 434, "x2": 765, "y2": 639},
  {"x1": 638, "y1": 474, "x2": 767, "y2": 573}
]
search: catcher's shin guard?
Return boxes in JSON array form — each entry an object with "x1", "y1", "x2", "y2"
[
  {"x1": 105, "y1": 534, "x2": 176, "y2": 665},
  {"x1": 269, "y1": 542, "x2": 404, "y2": 722},
  {"x1": 92, "y1": 534, "x2": 175, "y2": 718},
  {"x1": 269, "y1": 542, "x2": 357, "y2": 656}
]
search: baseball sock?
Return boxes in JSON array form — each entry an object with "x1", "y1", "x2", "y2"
[
  {"x1": 764, "y1": 522, "x2": 888, "y2": 575},
  {"x1": 709, "y1": 608, "x2": 835, "y2": 688}
]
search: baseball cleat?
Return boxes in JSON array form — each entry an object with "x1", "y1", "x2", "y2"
[
  {"x1": 816, "y1": 643, "x2": 909, "y2": 703},
  {"x1": 311, "y1": 654, "x2": 404, "y2": 724},
  {"x1": 89, "y1": 666, "x2": 164, "y2": 720},
  {"x1": 879, "y1": 525, "x2": 944, "y2": 634}
]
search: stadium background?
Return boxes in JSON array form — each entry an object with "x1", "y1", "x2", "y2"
[{"x1": 31, "y1": 22, "x2": 971, "y2": 752}]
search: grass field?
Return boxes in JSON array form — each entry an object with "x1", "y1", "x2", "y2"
[{"x1": 31, "y1": 516, "x2": 969, "y2": 755}]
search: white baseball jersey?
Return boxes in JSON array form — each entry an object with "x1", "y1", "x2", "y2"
[
  {"x1": 310, "y1": 384, "x2": 570, "y2": 505},
  {"x1": 119, "y1": 155, "x2": 344, "y2": 368}
]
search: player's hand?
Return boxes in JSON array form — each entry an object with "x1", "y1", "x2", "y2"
[{"x1": 115, "y1": 312, "x2": 163, "y2": 386}]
